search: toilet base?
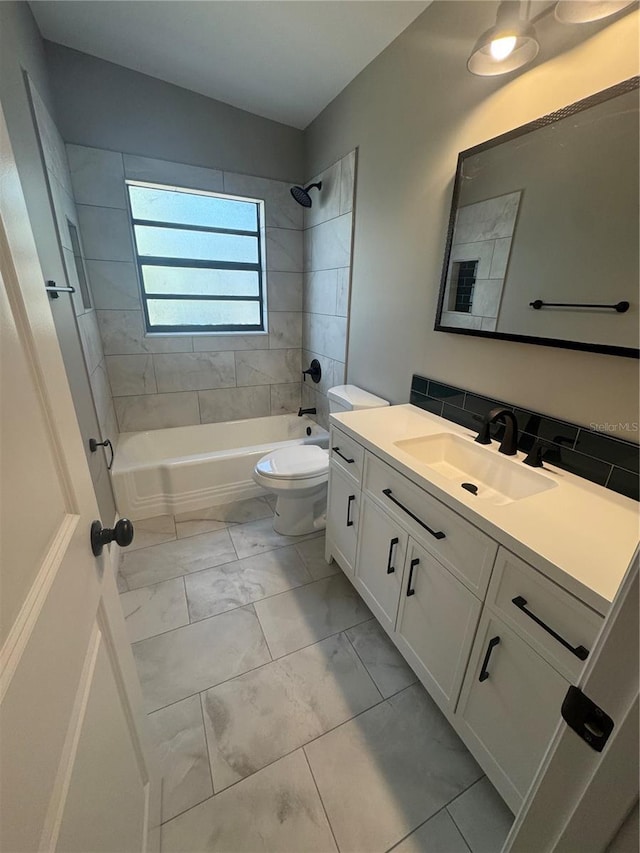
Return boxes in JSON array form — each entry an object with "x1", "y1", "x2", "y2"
[{"x1": 273, "y1": 490, "x2": 327, "y2": 536}]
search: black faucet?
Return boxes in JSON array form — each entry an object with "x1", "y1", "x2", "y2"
[
  {"x1": 474, "y1": 407, "x2": 519, "y2": 456},
  {"x1": 298, "y1": 407, "x2": 317, "y2": 416}
]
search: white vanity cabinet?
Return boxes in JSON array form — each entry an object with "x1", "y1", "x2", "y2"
[{"x1": 326, "y1": 420, "x2": 604, "y2": 815}]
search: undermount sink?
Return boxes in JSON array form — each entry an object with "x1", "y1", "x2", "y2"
[{"x1": 394, "y1": 433, "x2": 557, "y2": 506}]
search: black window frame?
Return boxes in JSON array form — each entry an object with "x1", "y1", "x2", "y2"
[{"x1": 126, "y1": 180, "x2": 266, "y2": 335}]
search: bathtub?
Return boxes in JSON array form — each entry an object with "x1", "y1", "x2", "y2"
[{"x1": 111, "y1": 414, "x2": 329, "y2": 521}]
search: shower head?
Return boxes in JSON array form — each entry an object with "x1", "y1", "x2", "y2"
[{"x1": 290, "y1": 182, "x2": 322, "y2": 208}]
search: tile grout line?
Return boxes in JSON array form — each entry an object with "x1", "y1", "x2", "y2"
[
  {"x1": 301, "y1": 747, "x2": 342, "y2": 853},
  {"x1": 198, "y1": 692, "x2": 216, "y2": 802},
  {"x1": 445, "y1": 775, "x2": 491, "y2": 850},
  {"x1": 343, "y1": 629, "x2": 384, "y2": 701}
]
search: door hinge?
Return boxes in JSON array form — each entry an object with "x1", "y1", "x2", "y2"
[{"x1": 561, "y1": 685, "x2": 614, "y2": 752}]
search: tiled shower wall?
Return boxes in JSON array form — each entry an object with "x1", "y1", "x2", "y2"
[
  {"x1": 301, "y1": 151, "x2": 356, "y2": 429},
  {"x1": 67, "y1": 144, "x2": 304, "y2": 432}
]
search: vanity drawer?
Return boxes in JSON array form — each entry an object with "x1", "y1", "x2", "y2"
[
  {"x1": 364, "y1": 453, "x2": 498, "y2": 598},
  {"x1": 487, "y1": 548, "x2": 604, "y2": 681},
  {"x1": 330, "y1": 427, "x2": 365, "y2": 484}
]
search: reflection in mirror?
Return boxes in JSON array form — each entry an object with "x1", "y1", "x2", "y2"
[{"x1": 435, "y1": 78, "x2": 639, "y2": 358}]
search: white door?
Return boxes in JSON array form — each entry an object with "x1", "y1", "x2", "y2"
[
  {"x1": 0, "y1": 107, "x2": 160, "y2": 851},
  {"x1": 395, "y1": 539, "x2": 481, "y2": 713},
  {"x1": 355, "y1": 496, "x2": 408, "y2": 632},
  {"x1": 504, "y1": 551, "x2": 639, "y2": 852},
  {"x1": 326, "y1": 465, "x2": 360, "y2": 575}
]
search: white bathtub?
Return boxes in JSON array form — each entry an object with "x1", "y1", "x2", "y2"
[{"x1": 111, "y1": 414, "x2": 329, "y2": 521}]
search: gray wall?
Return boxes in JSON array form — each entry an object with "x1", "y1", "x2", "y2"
[
  {"x1": 0, "y1": 1, "x2": 116, "y2": 522},
  {"x1": 305, "y1": 1, "x2": 640, "y2": 439},
  {"x1": 45, "y1": 41, "x2": 305, "y2": 184}
]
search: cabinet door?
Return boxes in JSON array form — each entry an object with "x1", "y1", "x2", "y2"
[
  {"x1": 395, "y1": 540, "x2": 481, "y2": 712},
  {"x1": 354, "y1": 496, "x2": 408, "y2": 633},
  {"x1": 456, "y1": 611, "x2": 569, "y2": 813},
  {"x1": 326, "y1": 464, "x2": 360, "y2": 576}
]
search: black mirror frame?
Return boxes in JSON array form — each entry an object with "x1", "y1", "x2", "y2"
[{"x1": 434, "y1": 76, "x2": 640, "y2": 360}]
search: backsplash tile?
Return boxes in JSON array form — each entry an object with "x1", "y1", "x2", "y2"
[{"x1": 411, "y1": 374, "x2": 639, "y2": 501}]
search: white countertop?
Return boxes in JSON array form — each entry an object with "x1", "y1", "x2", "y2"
[{"x1": 331, "y1": 404, "x2": 639, "y2": 615}]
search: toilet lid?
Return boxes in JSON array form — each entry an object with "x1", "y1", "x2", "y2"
[{"x1": 256, "y1": 445, "x2": 329, "y2": 480}]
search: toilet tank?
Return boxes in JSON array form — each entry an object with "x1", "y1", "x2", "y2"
[{"x1": 327, "y1": 384, "x2": 390, "y2": 414}]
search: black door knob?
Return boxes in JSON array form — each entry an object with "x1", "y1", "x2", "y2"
[{"x1": 91, "y1": 518, "x2": 134, "y2": 556}]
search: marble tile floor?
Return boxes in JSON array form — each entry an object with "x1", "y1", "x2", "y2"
[{"x1": 118, "y1": 497, "x2": 514, "y2": 852}]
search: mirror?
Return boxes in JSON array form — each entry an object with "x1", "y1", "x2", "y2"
[{"x1": 435, "y1": 78, "x2": 639, "y2": 358}]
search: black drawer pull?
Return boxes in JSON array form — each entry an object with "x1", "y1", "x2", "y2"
[
  {"x1": 332, "y1": 447, "x2": 355, "y2": 464},
  {"x1": 386, "y1": 537, "x2": 399, "y2": 574},
  {"x1": 406, "y1": 557, "x2": 419, "y2": 596},
  {"x1": 346, "y1": 494, "x2": 355, "y2": 527},
  {"x1": 382, "y1": 489, "x2": 446, "y2": 540},
  {"x1": 479, "y1": 636, "x2": 500, "y2": 682},
  {"x1": 512, "y1": 596, "x2": 589, "y2": 661}
]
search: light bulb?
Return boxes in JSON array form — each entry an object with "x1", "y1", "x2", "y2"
[{"x1": 490, "y1": 35, "x2": 517, "y2": 60}]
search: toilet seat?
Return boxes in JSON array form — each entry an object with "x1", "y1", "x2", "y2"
[{"x1": 255, "y1": 445, "x2": 329, "y2": 481}]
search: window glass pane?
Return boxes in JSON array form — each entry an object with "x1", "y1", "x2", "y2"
[
  {"x1": 134, "y1": 225, "x2": 259, "y2": 263},
  {"x1": 141, "y1": 266, "x2": 259, "y2": 297},
  {"x1": 147, "y1": 299, "x2": 262, "y2": 328},
  {"x1": 128, "y1": 185, "x2": 257, "y2": 231}
]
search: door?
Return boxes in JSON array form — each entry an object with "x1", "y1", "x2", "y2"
[
  {"x1": 0, "y1": 107, "x2": 160, "y2": 851},
  {"x1": 504, "y1": 552, "x2": 639, "y2": 852},
  {"x1": 355, "y1": 495, "x2": 408, "y2": 632},
  {"x1": 394, "y1": 539, "x2": 482, "y2": 713},
  {"x1": 326, "y1": 464, "x2": 360, "y2": 575},
  {"x1": 456, "y1": 611, "x2": 569, "y2": 813}
]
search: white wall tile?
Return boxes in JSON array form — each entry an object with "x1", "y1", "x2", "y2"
[
  {"x1": 67, "y1": 144, "x2": 126, "y2": 208},
  {"x1": 304, "y1": 213, "x2": 353, "y2": 272},
  {"x1": 28, "y1": 81, "x2": 73, "y2": 196},
  {"x1": 154, "y1": 351, "x2": 236, "y2": 393},
  {"x1": 235, "y1": 349, "x2": 301, "y2": 386},
  {"x1": 270, "y1": 383, "x2": 301, "y2": 415},
  {"x1": 77, "y1": 310, "x2": 104, "y2": 374},
  {"x1": 266, "y1": 228, "x2": 303, "y2": 272},
  {"x1": 106, "y1": 354, "x2": 157, "y2": 396},
  {"x1": 336, "y1": 267, "x2": 350, "y2": 317},
  {"x1": 303, "y1": 269, "x2": 338, "y2": 315},
  {"x1": 471, "y1": 279, "x2": 503, "y2": 319},
  {"x1": 268, "y1": 312, "x2": 302, "y2": 349},
  {"x1": 97, "y1": 310, "x2": 193, "y2": 355},
  {"x1": 77, "y1": 205, "x2": 134, "y2": 262},
  {"x1": 332, "y1": 361, "x2": 346, "y2": 386},
  {"x1": 490, "y1": 237, "x2": 513, "y2": 279},
  {"x1": 198, "y1": 386, "x2": 270, "y2": 424},
  {"x1": 89, "y1": 361, "x2": 113, "y2": 429},
  {"x1": 86, "y1": 260, "x2": 141, "y2": 310},
  {"x1": 303, "y1": 160, "x2": 341, "y2": 229},
  {"x1": 303, "y1": 313, "x2": 347, "y2": 362},
  {"x1": 339, "y1": 150, "x2": 356, "y2": 215},
  {"x1": 440, "y1": 311, "x2": 483, "y2": 330},
  {"x1": 450, "y1": 240, "x2": 494, "y2": 279},
  {"x1": 267, "y1": 272, "x2": 303, "y2": 312},
  {"x1": 454, "y1": 191, "x2": 521, "y2": 244},
  {"x1": 193, "y1": 333, "x2": 267, "y2": 352},
  {"x1": 114, "y1": 392, "x2": 200, "y2": 431},
  {"x1": 123, "y1": 154, "x2": 224, "y2": 193},
  {"x1": 223, "y1": 172, "x2": 303, "y2": 230}
]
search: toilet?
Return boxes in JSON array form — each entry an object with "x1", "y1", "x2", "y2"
[{"x1": 253, "y1": 385, "x2": 389, "y2": 536}]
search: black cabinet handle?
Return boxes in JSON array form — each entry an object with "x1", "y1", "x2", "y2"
[
  {"x1": 386, "y1": 537, "x2": 399, "y2": 574},
  {"x1": 382, "y1": 489, "x2": 446, "y2": 540},
  {"x1": 346, "y1": 494, "x2": 355, "y2": 527},
  {"x1": 406, "y1": 557, "x2": 419, "y2": 596},
  {"x1": 512, "y1": 596, "x2": 589, "y2": 661},
  {"x1": 332, "y1": 447, "x2": 355, "y2": 464},
  {"x1": 479, "y1": 636, "x2": 500, "y2": 682}
]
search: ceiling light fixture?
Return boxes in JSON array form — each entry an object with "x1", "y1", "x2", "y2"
[
  {"x1": 554, "y1": 1, "x2": 636, "y2": 24},
  {"x1": 467, "y1": 1, "x2": 540, "y2": 77}
]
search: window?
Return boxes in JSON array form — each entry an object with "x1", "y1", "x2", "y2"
[
  {"x1": 451, "y1": 259, "x2": 478, "y2": 313},
  {"x1": 126, "y1": 181, "x2": 266, "y2": 333}
]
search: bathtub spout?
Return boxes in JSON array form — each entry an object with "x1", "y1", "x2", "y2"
[{"x1": 298, "y1": 407, "x2": 317, "y2": 416}]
